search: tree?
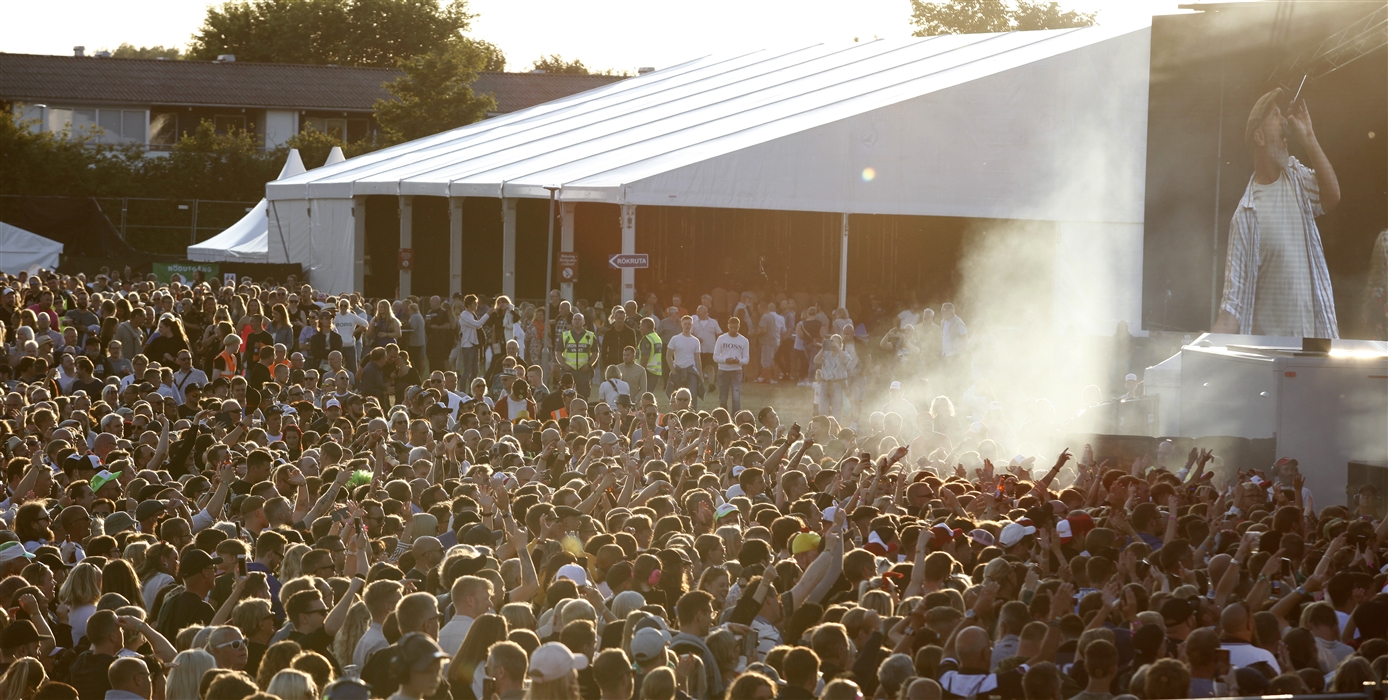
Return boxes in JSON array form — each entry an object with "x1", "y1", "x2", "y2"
[
  {"x1": 275, "y1": 126, "x2": 379, "y2": 169},
  {"x1": 468, "y1": 38, "x2": 507, "y2": 72},
  {"x1": 374, "y1": 42, "x2": 497, "y2": 144},
  {"x1": 530, "y1": 54, "x2": 592, "y2": 75},
  {"x1": 188, "y1": 0, "x2": 475, "y2": 67},
  {"x1": 109, "y1": 43, "x2": 183, "y2": 60},
  {"x1": 909, "y1": 0, "x2": 1096, "y2": 36}
]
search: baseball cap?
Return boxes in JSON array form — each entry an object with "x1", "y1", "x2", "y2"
[
  {"x1": 889, "y1": 381, "x2": 903, "y2": 391},
  {"x1": 714, "y1": 503, "x2": 739, "y2": 520},
  {"x1": 931, "y1": 524, "x2": 962, "y2": 548},
  {"x1": 1124, "y1": 373, "x2": 1138, "y2": 382},
  {"x1": 529, "y1": 641, "x2": 589, "y2": 683},
  {"x1": 791, "y1": 532, "x2": 822, "y2": 555},
  {"x1": 998, "y1": 521, "x2": 1037, "y2": 547},
  {"x1": 178, "y1": 548, "x2": 222, "y2": 580},
  {"x1": 36, "y1": 552, "x2": 70, "y2": 571},
  {"x1": 820, "y1": 506, "x2": 838, "y2": 523},
  {"x1": 396, "y1": 632, "x2": 449, "y2": 673},
  {"x1": 1275, "y1": 457, "x2": 1298, "y2": 468},
  {"x1": 0, "y1": 620, "x2": 40, "y2": 648},
  {"x1": 0, "y1": 542, "x2": 35, "y2": 565},
  {"x1": 630, "y1": 627, "x2": 671, "y2": 665},
  {"x1": 1058, "y1": 512, "x2": 1095, "y2": 544},
  {"x1": 324, "y1": 398, "x2": 341, "y2": 409},
  {"x1": 968, "y1": 528, "x2": 995, "y2": 547},
  {"x1": 1245, "y1": 87, "x2": 1284, "y2": 146},
  {"x1": 90, "y1": 469, "x2": 121, "y2": 492},
  {"x1": 135, "y1": 500, "x2": 168, "y2": 522},
  {"x1": 555, "y1": 563, "x2": 588, "y2": 587}
]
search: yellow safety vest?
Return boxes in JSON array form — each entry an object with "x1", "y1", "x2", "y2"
[
  {"x1": 642, "y1": 332, "x2": 664, "y2": 376},
  {"x1": 561, "y1": 330, "x2": 596, "y2": 369}
]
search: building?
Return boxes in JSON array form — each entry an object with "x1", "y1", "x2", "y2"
[{"x1": 0, "y1": 51, "x2": 624, "y2": 151}]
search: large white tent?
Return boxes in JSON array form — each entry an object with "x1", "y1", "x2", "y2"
[
  {"x1": 267, "y1": 24, "x2": 1151, "y2": 332},
  {"x1": 0, "y1": 222, "x2": 63, "y2": 274},
  {"x1": 190, "y1": 147, "x2": 347, "y2": 264}
]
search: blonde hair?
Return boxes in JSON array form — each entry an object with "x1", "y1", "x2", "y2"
[
  {"x1": 332, "y1": 601, "x2": 372, "y2": 671},
  {"x1": 166, "y1": 649, "x2": 215, "y2": 700},
  {"x1": 410, "y1": 513, "x2": 438, "y2": 540},
  {"x1": 232, "y1": 598, "x2": 273, "y2": 639},
  {"x1": 122, "y1": 540, "x2": 150, "y2": 574},
  {"x1": 279, "y1": 543, "x2": 311, "y2": 583},
  {"x1": 59, "y1": 561, "x2": 102, "y2": 607},
  {"x1": 640, "y1": 666, "x2": 677, "y2": 700},
  {"x1": 267, "y1": 669, "x2": 318, "y2": 700},
  {"x1": 0, "y1": 657, "x2": 45, "y2": 699},
  {"x1": 860, "y1": 589, "x2": 894, "y2": 617}
]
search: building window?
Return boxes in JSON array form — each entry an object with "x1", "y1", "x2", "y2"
[
  {"x1": 149, "y1": 112, "x2": 179, "y2": 148},
  {"x1": 302, "y1": 116, "x2": 347, "y2": 140},
  {"x1": 214, "y1": 115, "x2": 247, "y2": 135}
]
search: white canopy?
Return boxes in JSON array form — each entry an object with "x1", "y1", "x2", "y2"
[
  {"x1": 0, "y1": 222, "x2": 62, "y2": 274},
  {"x1": 267, "y1": 24, "x2": 1150, "y2": 224},
  {"x1": 187, "y1": 149, "x2": 308, "y2": 263}
]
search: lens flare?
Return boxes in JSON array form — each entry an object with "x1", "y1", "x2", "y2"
[{"x1": 861, "y1": 167, "x2": 876, "y2": 182}]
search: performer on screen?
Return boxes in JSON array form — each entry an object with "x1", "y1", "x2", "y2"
[{"x1": 1213, "y1": 87, "x2": 1341, "y2": 338}]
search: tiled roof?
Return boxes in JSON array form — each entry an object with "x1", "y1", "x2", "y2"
[{"x1": 0, "y1": 53, "x2": 625, "y2": 113}]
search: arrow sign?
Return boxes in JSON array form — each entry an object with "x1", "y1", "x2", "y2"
[{"x1": 609, "y1": 253, "x2": 649, "y2": 269}]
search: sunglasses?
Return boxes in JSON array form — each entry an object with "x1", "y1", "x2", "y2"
[{"x1": 215, "y1": 638, "x2": 247, "y2": 650}]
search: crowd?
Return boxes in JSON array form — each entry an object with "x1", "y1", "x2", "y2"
[{"x1": 0, "y1": 265, "x2": 1381, "y2": 700}]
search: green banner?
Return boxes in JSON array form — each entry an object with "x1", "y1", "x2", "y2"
[{"x1": 153, "y1": 262, "x2": 219, "y2": 284}]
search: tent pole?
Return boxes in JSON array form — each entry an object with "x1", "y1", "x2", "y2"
[
  {"x1": 398, "y1": 195, "x2": 413, "y2": 298},
  {"x1": 621, "y1": 204, "x2": 636, "y2": 303},
  {"x1": 449, "y1": 197, "x2": 463, "y2": 296},
  {"x1": 560, "y1": 202, "x2": 576, "y2": 302},
  {"x1": 352, "y1": 196, "x2": 366, "y2": 293},
  {"x1": 544, "y1": 187, "x2": 558, "y2": 333},
  {"x1": 839, "y1": 213, "x2": 849, "y2": 310},
  {"x1": 502, "y1": 198, "x2": 517, "y2": 300}
]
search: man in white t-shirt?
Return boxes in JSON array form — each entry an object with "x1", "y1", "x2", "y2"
[
  {"x1": 1219, "y1": 602, "x2": 1280, "y2": 673},
  {"x1": 713, "y1": 317, "x2": 750, "y2": 413},
  {"x1": 690, "y1": 306, "x2": 722, "y2": 381},
  {"x1": 667, "y1": 316, "x2": 703, "y2": 410},
  {"x1": 331, "y1": 299, "x2": 369, "y2": 371}
]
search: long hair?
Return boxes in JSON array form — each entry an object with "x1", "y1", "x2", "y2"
[
  {"x1": 137, "y1": 543, "x2": 175, "y2": 585},
  {"x1": 255, "y1": 641, "x2": 303, "y2": 690},
  {"x1": 0, "y1": 657, "x2": 45, "y2": 699},
  {"x1": 59, "y1": 562, "x2": 102, "y2": 607},
  {"x1": 450, "y1": 613, "x2": 508, "y2": 684},
  {"x1": 101, "y1": 558, "x2": 142, "y2": 607},
  {"x1": 15, "y1": 503, "x2": 53, "y2": 544},
  {"x1": 166, "y1": 649, "x2": 215, "y2": 700},
  {"x1": 524, "y1": 673, "x2": 580, "y2": 700},
  {"x1": 160, "y1": 313, "x2": 190, "y2": 346},
  {"x1": 278, "y1": 543, "x2": 311, "y2": 583},
  {"x1": 331, "y1": 601, "x2": 371, "y2": 671}
]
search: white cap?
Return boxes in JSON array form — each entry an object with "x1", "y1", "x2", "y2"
[
  {"x1": 555, "y1": 563, "x2": 588, "y2": 587},
  {"x1": 821, "y1": 506, "x2": 838, "y2": 522},
  {"x1": 1125, "y1": 373, "x2": 1138, "y2": 382},
  {"x1": 528, "y1": 642, "x2": 589, "y2": 683},
  {"x1": 889, "y1": 381, "x2": 903, "y2": 391},
  {"x1": 999, "y1": 521, "x2": 1037, "y2": 547},
  {"x1": 324, "y1": 398, "x2": 341, "y2": 409}
]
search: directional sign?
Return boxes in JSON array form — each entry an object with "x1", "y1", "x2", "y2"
[{"x1": 609, "y1": 253, "x2": 649, "y2": 269}]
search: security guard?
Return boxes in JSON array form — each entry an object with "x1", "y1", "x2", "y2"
[
  {"x1": 559, "y1": 312, "x2": 599, "y2": 399},
  {"x1": 637, "y1": 316, "x2": 663, "y2": 395}
]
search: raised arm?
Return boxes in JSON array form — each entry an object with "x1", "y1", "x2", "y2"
[
  {"x1": 302, "y1": 466, "x2": 354, "y2": 525},
  {"x1": 120, "y1": 614, "x2": 177, "y2": 663},
  {"x1": 324, "y1": 577, "x2": 364, "y2": 636}
]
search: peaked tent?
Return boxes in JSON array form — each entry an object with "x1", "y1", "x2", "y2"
[
  {"x1": 0, "y1": 222, "x2": 63, "y2": 274},
  {"x1": 187, "y1": 150, "x2": 307, "y2": 263}
]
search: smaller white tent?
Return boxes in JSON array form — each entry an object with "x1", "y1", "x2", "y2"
[
  {"x1": 0, "y1": 222, "x2": 63, "y2": 274},
  {"x1": 187, "y1": 149, "x2": 308, "y2": 263}
]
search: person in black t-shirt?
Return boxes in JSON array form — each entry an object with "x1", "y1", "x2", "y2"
[
  {"x1": 157, "y1": 549, "x2": 220, "y2": 641},
  {"x1": 285, "y1": 577, "x2": 362, "y2": 675},
  {"x1": 68, "y1": 356, "x2": 105, "y2": 397},
  {"x1": 242, "y1": 315, "x2": 274, "y2": 368},
  {"x1": 246, "y1": 346, "x2": 275, "y2": 394}
]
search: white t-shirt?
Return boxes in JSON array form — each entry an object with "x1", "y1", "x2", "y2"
[
  {"x1": 690, "y1": 317, "x2": 721, "y2": 352},
  {"x1": 713, "y1": 333, "x2": 750, "y2": 372},
  {"x1": 1221, "y1": 642, "x2": 1280, "y2": 673},
  {"x1": 333, "y1": 311, "x2": 369, "y2": 348},
  {"x1": 667, "y1": 333, "x2": 702, "y2": 369},
  {"x1": 599, "y1": 378, "x2": 630, "y2": 409}
]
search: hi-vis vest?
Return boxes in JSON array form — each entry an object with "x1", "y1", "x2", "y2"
[
  {"x1": 216, "y1": 350, "x2": 238, "y2": 376},
  {"x1": 560, "y1": 330, "x2": 596, "y2": 369},
  {"x1": 641, "y1": 332, "x2": 664, "y2": 376}
]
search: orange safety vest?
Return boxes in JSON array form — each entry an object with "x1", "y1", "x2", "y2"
[{"x1": 217, "y1": 350, "x2": 238, "y2": 376}]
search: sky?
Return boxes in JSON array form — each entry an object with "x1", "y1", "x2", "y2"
[{"x1": 0, "y1": 0, "x2": 1188, "y2": 72}]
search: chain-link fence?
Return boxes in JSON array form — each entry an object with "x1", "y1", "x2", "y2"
[{"x1": 86, "y1": 197, "x2": 260, "y2": 255}]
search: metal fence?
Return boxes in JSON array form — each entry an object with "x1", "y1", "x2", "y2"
[{"x1": 0, "y1": 194, "x2": 260, "y2": 257}]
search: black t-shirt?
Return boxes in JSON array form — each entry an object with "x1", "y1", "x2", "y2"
[
  {"x1": 246, "y1": 361, "x2": 272, "y2": 392},
  {"x1": 157, "y1": 590, "x2": 214, "y2": 641},
  {"x1": 290, "y1": 627, "x2": 340, "y2": 673},
  {"x1": 246, "y1": 640, "x2": 267, "y2": 677},
  {"x1": 243, "y1": 330, "x2": 274, "y2": 365},
  {"x1": 70, "y1": 377, "x2": 105, "y2": 396}
]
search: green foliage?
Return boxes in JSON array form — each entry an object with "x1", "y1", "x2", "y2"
[
  {"x1": 375, "y1": 42, "x2": 496, "y2": 144},
  {"x1": 189, "y1": 0, "x2": 476, "y2": 67},
  {"x1": 0, "y1": 109, "x2": 144, "y2": 197},
  {"x1": 909, "y1": 0, "x2": 1096, "y2": 36},
  {"x1": 467, "y1": 37, "x2": 507, "y2": 72},
  {"x1": 530, "y1": 54, "x2": 593, "y2": 75},
  {"x1": 108, "y1": 43, "x2": 184, "y2": 60},
  {"x1": 138, "y1": 121, "x2": 283, "y2": 201},
  {"x1": 277, "y1": 127, "x2": 378, "y2": 169},
  {"x1": 529, "y1": 54, "x2": 630, "y2": 77}
]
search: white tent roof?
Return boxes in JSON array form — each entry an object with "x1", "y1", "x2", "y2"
[
  {"x1": 0, "y1": 222, "x2": 62, "y2": 275},
  {"x1": 267, "y1": 23, "x2": 1150, "y2": 223},
  {"x1": 188, "y1": 150, "x2": 307, "y2": 263}
]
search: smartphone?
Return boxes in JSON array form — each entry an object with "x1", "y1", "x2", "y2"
[
  {"x1": 1280, "y1": 558, "x2": 1293, "y2": 579},
  {"x1": 353, "y1": 516, "x2": 363, "y2": 533},
  {"x1": 742, "y1": 630, "x2": 759, "y2": 659},
  {"x1": 236, "y1": 554, "x2": 247, "y2": 576},
  {"x1": 1216, "y1": 648, "x2": 1230, "y2": 668}
]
